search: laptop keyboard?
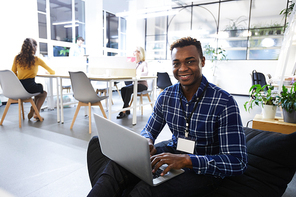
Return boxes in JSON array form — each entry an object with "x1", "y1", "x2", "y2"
[{"x1": 152, "y1": 168, "x2": 164, "y2": 179}]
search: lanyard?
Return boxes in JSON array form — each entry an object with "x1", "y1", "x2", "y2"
[{"x1": 179, "y1": 82, "x2": 209, "y2": 138}]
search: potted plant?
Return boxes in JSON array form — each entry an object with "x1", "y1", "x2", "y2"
[
  {"x1": 280, "y1": 3, "x2": 295, "y2": 19},
  {"x1": 204, "y1": 44, "x2": 227, "y2": 76},
  {"x1": 224, "y1": 16, "x2": 248, "y2": 37},
  {"x1": 278, "y1": 82, "x2": 296, "y2": 123},
  {"x1": 244, "y1": 84, "x2": 279, "y2": 119},
  {"x1": 280, "y1": 3, "x2": 295, "y2": 31},
  {"x1": 59, "y1": 47, "x2": 70, "y2": 56}
]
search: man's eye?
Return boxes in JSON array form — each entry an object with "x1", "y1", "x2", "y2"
[{"x1": 173, "y1": 62, "x2": 180, "y2": 67}]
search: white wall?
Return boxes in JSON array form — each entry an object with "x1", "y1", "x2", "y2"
[
  {"x1": 147, "y1": 59, "x2": 278, "y2": 95},
  {"x1": 210, "y1": 60, "x2": 277, "y2": 95},
  {"x1": 125, "y1": 0, "x2": 146, "y2": 56},
  {"x1": 85, "y1": 0, "x2": 103, "y2": 56},
  {"x1": 0, "y1": 0, "x2": 38, "y2": 70}
]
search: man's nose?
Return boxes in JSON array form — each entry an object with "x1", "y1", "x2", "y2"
[{"x1": 178, "y1": 62, "x2": 188, "y2": 71}]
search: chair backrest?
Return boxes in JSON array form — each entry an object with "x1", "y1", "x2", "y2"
[
  {"x1": 251, "y1": 70, "x2": 268, "y2": 90},
  {"x1": 69, "y1": 71, "x2": 101, "y2": 103},
  {"x1": 147, "y1": 79, "x2": 154, "y2": 91},
  {"x1": 137, "y1": 79, "x2": 154, "y2": 95},
  {"x1": 157, "y1": 72, "x2": 172, "y2": 90},
  {"x1": 0, "y1": 70, "x2": 39, "y2": 100}
]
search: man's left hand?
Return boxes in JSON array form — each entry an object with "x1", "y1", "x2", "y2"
[{"x1": 150, "y1": 153, "x2": 192, "y2": 176}]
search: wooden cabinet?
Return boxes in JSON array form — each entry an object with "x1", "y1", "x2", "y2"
[{"x1": 252, "y1": 114, "x2": 296, "y2": 134}]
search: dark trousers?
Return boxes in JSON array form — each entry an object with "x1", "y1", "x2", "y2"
[
  {"x1": 87, "y1": 136, "x2": 222, "y2": 197},
  {"x1": 121, "y1": 84, "x2": 147, "y2": 108}
]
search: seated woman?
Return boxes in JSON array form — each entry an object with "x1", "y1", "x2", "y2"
[
  {"x1": 117, "y1": 47, "x2": 148, "y2": 119},
  {"x1": 11, "y1": 38, "x2": 55, "y2": 121}
]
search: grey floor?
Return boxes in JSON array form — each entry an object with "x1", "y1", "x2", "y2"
[{"x1": 0, "y1": 93, "x2": 295, "y2": 197}]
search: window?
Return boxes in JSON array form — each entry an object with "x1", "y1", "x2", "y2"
[
  {"x1": 147, "y1": 16, "x2": 167, "y2": 60},
  {"x1": 50, "y1": 0, "x2": 72, "y2": 42},
  {"x1": 37, "y1": 0, "x2": 85, "y2": 57},
  {"x1": 145, "y1": 0, "x2": 290, "y2": 60},
  {"x1": 103, "y1": 10, "x2": 127, "y2": 56},
  {"x1": 37, "y1": 0, "x2": 47, "y2": 39}
]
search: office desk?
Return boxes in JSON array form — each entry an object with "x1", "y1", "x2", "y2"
[
  {"x1": 252, "y1": 114, "x2": 296, "y2": 134},
  {"x1": 37, "y1": 74, "x2": 157, "y2": 125}
]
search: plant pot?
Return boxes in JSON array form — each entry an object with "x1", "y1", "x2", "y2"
[
  {"x1": 262, "y1": 105, "x2": 276, "y2": 119},
  {"x1": 282, "y1": 109, "x2": 296, "y2": 123},
  {"x1": 229, "y1": 30, "x2": 237, "y2": 37}
]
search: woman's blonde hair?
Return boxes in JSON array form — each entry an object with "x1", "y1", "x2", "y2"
[{"x1": 136, "y1": 46, "x2": 145, "y2": 62}]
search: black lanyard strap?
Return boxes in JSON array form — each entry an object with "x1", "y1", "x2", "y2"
[{"x1": 179, "y1": 82, "x2": 209, "y2": 138}]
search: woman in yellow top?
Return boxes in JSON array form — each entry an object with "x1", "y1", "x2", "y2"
[{"x1": 11, "y1": 38, "x2": 55, "y2": 121}]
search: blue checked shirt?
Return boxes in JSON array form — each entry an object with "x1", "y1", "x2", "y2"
[{"x1": 141, "y1": 75, "x2": 247, "y2": 178}]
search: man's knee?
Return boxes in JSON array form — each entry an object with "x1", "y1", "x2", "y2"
[{"x1": 87, "y1": 136, "x2": 100, "y2": 155}]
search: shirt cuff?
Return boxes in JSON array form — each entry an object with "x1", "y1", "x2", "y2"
[{"x1": 189, "y1": 154, "x2": 210, "y2": 174}]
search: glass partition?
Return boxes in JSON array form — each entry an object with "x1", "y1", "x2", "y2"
[{"x1": 50, "y1": 0, "x2": 72, "y2": 42}]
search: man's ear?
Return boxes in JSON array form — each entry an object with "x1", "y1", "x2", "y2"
[{"x1": 201, "y1": 56, "x2": 205, "y2": 67}]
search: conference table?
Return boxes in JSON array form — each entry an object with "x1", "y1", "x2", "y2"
[{"x1": 37, "y1": 74, "x2": 157, "y2": 125}]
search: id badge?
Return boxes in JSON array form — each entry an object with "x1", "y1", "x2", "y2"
[{"x1": 177, "y1": 138, "x2": 195, "y2": 154}]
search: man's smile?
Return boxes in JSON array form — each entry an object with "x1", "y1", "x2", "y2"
[{"x1": 178, "y1": 74, "x2": 192, "y2": 80}]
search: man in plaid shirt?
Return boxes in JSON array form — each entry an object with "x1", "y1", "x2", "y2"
[{"x1": 87, "y1": 37, "x2": 247, "y2": 197}]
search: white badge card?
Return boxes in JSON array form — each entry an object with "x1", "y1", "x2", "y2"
[{"x1": 177, "y1": 138, "x2": 195, "y2": 154}]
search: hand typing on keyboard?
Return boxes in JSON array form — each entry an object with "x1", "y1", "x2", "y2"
[
  {"x1": 152, "y1": 168, "x2": 164, "y2": 178},
  {"x1": 150, "y1": 152, "x2": 192, "y2": 176}
]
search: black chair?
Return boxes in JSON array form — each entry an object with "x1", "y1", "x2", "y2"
[
  {"x1": 251, "y1": 70, "x2": 268, "y2": 90},
  {"x1": 157, "y1": 72, "x2": 172, "y2": 94}
]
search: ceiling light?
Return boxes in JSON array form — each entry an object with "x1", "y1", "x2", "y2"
[
  {"x1": 116, "y1": 6, "x2": 175, "y2": 18},
  {"x1": 53, "y1": 20, "x2": 79, "y2": 25},
  {"x1": 261, "y1": 38, "x2": 275, "y2": 47},
  {"x1": 138, "y1": 9, "x2": 178, "y2": 18},
  {"x1": 64, "y1": 24, "x2": 79, "y2": 28}
]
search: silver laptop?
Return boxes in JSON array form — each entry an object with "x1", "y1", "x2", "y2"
[{"x1": 94, "y1": 113, "x2": 184, "y2": 186}]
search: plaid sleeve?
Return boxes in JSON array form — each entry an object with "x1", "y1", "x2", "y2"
[
  {"x1": 190, "y1": 96, "x2": 247, "y2": 178},
  {"x1": 141, "y1": 93, "x2": 167, "y2": 143}
]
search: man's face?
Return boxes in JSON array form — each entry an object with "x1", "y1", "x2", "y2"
[{"x1": 172, "y1": 45, "x2": 205, "y2": 89}]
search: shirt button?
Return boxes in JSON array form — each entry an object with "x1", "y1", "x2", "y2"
[
  {"x1": 186, "y1": 104, "x2": 189, "y2": 107},
  {"x1": 198, "y1": 171, "x2": 201, "y2": 174}
]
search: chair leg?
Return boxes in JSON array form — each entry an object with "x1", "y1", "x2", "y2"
[
  {"x1": 98, "y1": 101, "x2": 107, "y2": 118},
  {"x1": 147, "y1": 94, "x2": 153, "y2": 108},
  {"x1": 140, "y1": 94, "x2": 143, "y2": 115},
  {"x1": 29, "y1": 99, "x2": 43, "y2": 122},
  {"x1": 70, "y1": 102, "x2": 82, "y2": 129},
  {"x1": 88, "y1": 102, "x2": 92, "y2": 134},
  {"x1": 115, "y1": 84, "x2": 121, "y2": 97},
  {"x1": 21, "y1": 101, "x2": 25, "y2": 120},
  {"x1": 18, "y1": 99, "x2": 22, "y2": 128},
  {"x1": 0, "y1": 99, "x2": 12, "y2": 126},
  {"x1": 129, "y1": 96, "x2": 134, "y2": 107}
]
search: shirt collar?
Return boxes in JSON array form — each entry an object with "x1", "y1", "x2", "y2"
[{"x1": 178, "y1": 75, "x2": 208, "y2": 102}]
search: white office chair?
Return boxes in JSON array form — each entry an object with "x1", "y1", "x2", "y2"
[
  {"x1": 129, "y1": 79, "x2": 154, "y2": 115},
  {"x1": 0, "y1": 70, "x2": 43, "y2": 128},
  {"x1": 95, "y1": 81, "x2": 121, "y2": 107},
  {"x1": 69, "y1": 71, "x2": 108, "y2": 134}
]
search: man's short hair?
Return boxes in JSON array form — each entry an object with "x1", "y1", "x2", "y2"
[
  {"x1": 77, "y1": 37, "x2": 85, "y2": 42},
  {"x1": 170, "y1": 37, "x2": 203, "y2": 59}
]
